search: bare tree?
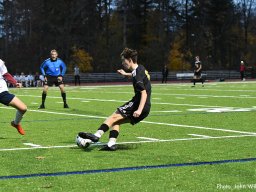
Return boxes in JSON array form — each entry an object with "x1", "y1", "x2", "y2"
[{"x1": 239, "y1": 0, "x2": 255, "y2": 55}]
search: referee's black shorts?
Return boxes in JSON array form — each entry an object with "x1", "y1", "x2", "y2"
[
  {"x1": 117, "y1": 98, "x2": 150, "y2": 125},
  {"x1": 43, "y1": 75, "x2": 64, "y2": 87}
]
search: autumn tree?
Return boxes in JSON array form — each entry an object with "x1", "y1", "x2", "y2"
[{"x1": 69, "y1": 47, "x2": 93, "y2": 73}]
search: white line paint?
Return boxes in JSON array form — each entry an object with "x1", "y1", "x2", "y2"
[
  {"x1": 0, "y1": 106, "x2": 106, "y2": 119},
  {"x1": 151, "y1": 110, "x2": 181, "y2": 113},
  {"x1": 1, "y1": 134, "x2": 256, "y2": 152},
  {"x1": 137, "y1": 137, "x2": 160, "y2": 141},
  {"x1": 141, "y1": 120, "x2": 256, "y2": 135},
  {"x1": 1, "y1": 106, "x2": 255, "y2": 135},
  {"x1": 15, "y1": 94, "x2": 236, "y2": 108},
  {"x1": 176, "y1": 97, "x2": 185, "y2": 99},
  {"x1": 188, "y1": 134, "x2": 212, "y2": 138},
  {"x1": 188, "y1": 107, "x2": 255, "y2": 113},
  {"x1": 102, "y1": 91, "x2": 256, "y2": 99},
  {"x1": 23, "y1": 143, "x2": 42, "y2": 147}
]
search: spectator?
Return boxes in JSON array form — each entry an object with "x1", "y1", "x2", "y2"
[
  {"x1": 19, "y1": 72, "x2": 26, "y2": 87},
  {"x1": 27, "y1": 73, "x2": 34, "y2": 87},
  {"x1": 39, "y1": 74, "x2": 44, "y2": 86},
  {"x1": 162, "y1": 65, "x2": 169, "y2": 83},
  {"x1": 34, "y1": 72, "x2": 40, "y2": 87},
  {"x1": 240, "y1": 60, "x2": 246, "y2": 81},
  {"x1": 74, "y1": 65, "x2": 81, "y2": 86}
]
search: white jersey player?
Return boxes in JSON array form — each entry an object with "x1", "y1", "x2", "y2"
[{"x1": 0, "y1": 59, "x2": 27, "y2": 135}]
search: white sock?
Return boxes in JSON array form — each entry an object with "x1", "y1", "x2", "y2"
[
  {"x1": 107, "y1": 138, "x2": 117, "y2": 147},
  {"x1": 14, "y1": 110, "x2": 24, "y2": 125},
  {"x1": 94, "y1": 130, "x2": 104, "y2": 138}
]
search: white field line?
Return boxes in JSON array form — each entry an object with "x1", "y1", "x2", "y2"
[
  {"x1": 17, "y1": 81, "x2": 256, "y2": 90},
  {"x1": 23, "y1": 143, "x2": 42, "y2": 147},
  {"x1": 0, "y1": 106, "x2": 106, "y2": 119},
  {"x1": 188, "y1": 134, "x2": 212, "y2": 138},
  {"x1": 141, "y1": 120, "x2": 256, "y2": 135},
  {"x1": 156, "y1": 88, "x2": 256, "y2": 93},
  {"x1": 1, "y1": 106, "x2": 256, "y2": 136},
  {"x1": 102, "y1": 91, "x2": 256, "y2": 99},
  {"x1": 15, "y1": 94, "x2": 239, "y2": 108},
  {"x1": 151, "y1": 110, "x2": 181, "y2": 113},
  {"x1": 137, "y1": 137, "x2": 160, "y2": 141},
  {"x1": 1, "y1": 134, "x2": 256, "y2": 152}
]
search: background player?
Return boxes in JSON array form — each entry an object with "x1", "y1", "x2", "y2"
[
  {"x1": 0, "y1": 59, "x2": 27, "y2": 135},
  {"x1": 38, "y1": 49, "x2": 69, "y2": 109},
  {"x1": 77, "y1": 48, "x2": 151, "y2": 151},
  {"x1": 192, "y1": 56, "x2": 204, "y2": 87}
]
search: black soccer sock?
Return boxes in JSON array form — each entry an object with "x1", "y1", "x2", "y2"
[
  {"x1": 193, "y1": 79, "x2": 196, "y2": 85},
  {"x1": 61, "y1": 92, "x2": 67, "y2": 104},
  {"x1": 108, "y1": 130, "x2": 119, "y2": 147},
  {"x1": 109, "y1": 130, "x2": 119, "y2": 139},
  {"x1": 95, "y1": 124, "x2": 110, "y2": 138},
  {"x1": 201, "y1": 79, "x2": 204, "y2": 84},
  {"x1": 42, "y1": 92, "x2": 47, "y2": 105},
  {"x1": 98, "y1": 123, "x2": 110, "y2": 132}
]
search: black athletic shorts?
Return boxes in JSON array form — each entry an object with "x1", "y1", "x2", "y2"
[
  {"x1": 0, "y1": 91, "x2": 15, "y2": 106},
  {"x1": 117, "y1": 98, "x2": 150, "y2": 125},
  {"x1": 44, "y1": 75, "x2": 64, "y2": 86},
  {"x1": 194, "y1": 70, "x2": 202, "y2": 77}
]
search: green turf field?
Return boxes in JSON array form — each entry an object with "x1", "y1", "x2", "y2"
[{"x1": 1, "y1": 81, "x2": 256, "y2": 192}]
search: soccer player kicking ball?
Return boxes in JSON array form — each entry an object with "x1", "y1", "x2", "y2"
[
  {"x1": 77, "y1": 48, "x2": 151, "y2": 151},
  {"x1": 0, "y1": 59, "x2": 27, "y2": 135}
]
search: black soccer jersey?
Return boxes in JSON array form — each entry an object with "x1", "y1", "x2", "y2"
[
  {"x1": 195, "y1": 61, "x2": 201, "y2": 69},
  {"x1": 195, "y1": 61, "x2": 202, "y2": 72},
  {"x1": 132, "y1": 65, "x2": 151, "y2": 107}
]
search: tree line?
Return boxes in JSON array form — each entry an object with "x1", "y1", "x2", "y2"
[{"x1": 0, "y1": 0, "x2": 255, "y2": 74}]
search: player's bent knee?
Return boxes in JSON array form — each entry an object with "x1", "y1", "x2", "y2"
[
  {"x1": 105, "y1": 114, "x2": 122, "y2": 126},
  {"x1": 20, "y1": 106, "x2": 27, "y2": 114}
]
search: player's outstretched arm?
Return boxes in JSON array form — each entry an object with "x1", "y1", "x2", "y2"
[
  {"x1": 117, "y1": 69, "x2": 132, "y2": 77},
  {"x1": 3, "y1": 73, "x2": 21, "y2": 87}
]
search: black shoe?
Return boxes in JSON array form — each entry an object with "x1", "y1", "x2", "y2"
[
  {"x1": 100, "y1": 145, "x2": 117, "y2": 151},
  {"x1": 38, "y1": 104, "x2": 45, "y2": 109},
  {"x1": 78, "y1": 132, "x2": 99, "y2": 143},
  {"x1": 64, "y1": 103, "x2": 69, "y2": 108}
]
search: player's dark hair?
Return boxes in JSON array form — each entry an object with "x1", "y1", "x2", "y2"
[
  {"x1": 51, "y1": 49, "x2": 58, "y2": 54},
  {"x1": 120, "y1": 48, "x2": 138, "y2": 63}
]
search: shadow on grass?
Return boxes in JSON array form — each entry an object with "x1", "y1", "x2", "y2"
[
  {"x1": 0, "y1": 137, "x2": 7, "y2": 139},
  {"x1": 70, "y1": 143, "x2": 140, "y2": 152}
]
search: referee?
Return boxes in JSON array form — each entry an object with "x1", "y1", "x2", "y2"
[{"x1": 38, "y1": 49, "x2": 69, "y2": 109}]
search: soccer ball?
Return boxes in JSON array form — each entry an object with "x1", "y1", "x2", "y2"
[{"x1": 76, "y1": 135, "x2": 91, "y2": 149}]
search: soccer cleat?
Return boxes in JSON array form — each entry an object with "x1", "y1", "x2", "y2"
[
  {"x1": 100, "y1": 145, "x2": 117, "y2": 151},
  {"x1": 76, "y1": 136, "x2": 91, "y2": 149},
  {"x1": 11, "y1": 121, "x2": 25, "y2": 135},
  {"x1": 78, "y1": 132, "x2": 99, "y2": 143},
  {"x1": 64, "y1": 103, "x2": 69, "y2": 108},
  {"x1": 38, "y1": 104, "x2": 45, "y2": 109}
]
